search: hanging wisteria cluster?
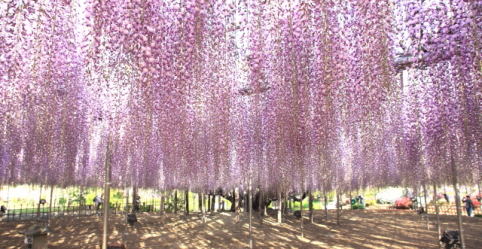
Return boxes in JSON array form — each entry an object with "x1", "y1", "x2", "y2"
[{"x1": 0, "y1": 0, "x2": 481, "y2": 194}]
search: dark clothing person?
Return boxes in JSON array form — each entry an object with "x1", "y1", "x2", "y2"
[
  {"x1": 134, "y1": 196, "x2": 141, "y2": 212},
  {"x1": 0, "y1": 205, "x2": 6, "y2": 214},
  {"x1": 462, "y1": 195, "x2": 475, "y2": 217},
  {"x1": 443, "y1": 193, "x2": 450, "y2": 203},
  {"x1": 358, "y1": 195, "x2": 365, "y2": 206}
]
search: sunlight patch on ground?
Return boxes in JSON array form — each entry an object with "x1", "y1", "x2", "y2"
[
  {"x1": 2, "y1": 210, "x2": 481, "y2": 248},
  {"x1": 273, "y1": 233, "x2": 293, "y2": 242},
  {"x1": 313, "y1": 223, "x2": 329, "y2": 229},
  {"x1": 296, "y1": 235, "x2": 311, "y2": 242}
]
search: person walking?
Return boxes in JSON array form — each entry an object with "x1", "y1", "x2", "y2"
[
  {"x1": 94, "y1": 194, "x2": 104, "y2": 215},
  {"x1": 462, "y1": 195, "x2": 475, "y2": 217},
  {"x1": 358, "y1": 195, "x2": 365, "y2": 207},
  {"x1": 134, "y1": 195, "x2": 141, "y2": 212}
]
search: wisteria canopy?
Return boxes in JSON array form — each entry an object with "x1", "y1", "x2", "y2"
[{"x1": 0, "y1": 0, "x2": 481, "y2": 194}]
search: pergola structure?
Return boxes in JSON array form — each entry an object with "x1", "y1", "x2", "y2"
[{"x1": 1, "y1": 0, "x2": 481, "y2": 248}]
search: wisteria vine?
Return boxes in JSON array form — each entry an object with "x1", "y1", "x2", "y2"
[{"x1": 0, "y1": 0, "x2": 481, "y2": 194}]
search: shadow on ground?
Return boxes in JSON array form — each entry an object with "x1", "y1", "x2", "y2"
[{"x1": 1, "y1": 209, "x2": 481, "y2": 248}]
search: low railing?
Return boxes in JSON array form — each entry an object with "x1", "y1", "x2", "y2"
[
  {"x1": 368, "y1": 204, "x2": 481, "y2": 216},
  {"x1": 0, "y1": 201, "x2": 166, "y2": 222}
]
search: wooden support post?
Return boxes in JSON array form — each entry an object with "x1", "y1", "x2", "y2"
[
  {"x1": 249, "y1": 178, "x2": 252, "y2": 249},
  {"x1": 174, "y1": 190, "x2": 178, "y2": 214},
  {"x1": 101, "y1": 137, "x2": 112, "y2": 249},
  {"x1": 122, "y1": 188, "x2": 129, "y2": 245},
  {"x1": 336, "y1": 192, "x2": 341, "y2": 225},
  {"x1": 211, "y1": 193, "x2": 216, "y2": 213},
  {"x1": 207, "y1": 193, "x2": 211, "y2": 212},
  {"x1": 422, "y1": 183, "x2": 429, "y2": 230},
  {"x1": 202, "y1": 192, "x2": 206, "y2": 224},
  {"x1": 284, "y1": 192, "x2": 288, "y2": 214},
  {"x1": 259, "y1": 190, "x2": 263, "y2": 226},
  {"x1": 451, "y1": 152, "x2": 466, "y2": 249},
  {"x1": 300, "y1": 191, "x2": 304, "y2": 237},
  {"x1": 48, "y1": 185, "x2": 54, "y2": 225},
  {"x1": 211, "y1": 191, "x2": 216, "y2": 213},
  {"x1": 235, "y1": 187, "x2": 240, "y2": 232},
  {"x1": 433, "y1": 183, "x2": 442, "y2": 248},
  {"x1": 238, "y1": 188, "x2": 243, "y2": 215},
  {"x1": 324, "y1": 191, "x2": 328, "y2": 221},
  {"x1": 277, "y1": 191, "x2": 282, "y2": 224},
  {"x1": 160, "y1": 191, "x2": 164, "y2": 216},
  {"x1": 185, "y1": 190, "x2": 189, "y2": 217},
  {"x1": 309, "y1": 190, "x2": 314, "y2": 224}
]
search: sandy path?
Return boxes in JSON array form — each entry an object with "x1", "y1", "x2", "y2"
[{"x1": 1, "y1": 209, "x2": 480, "y2": 248}]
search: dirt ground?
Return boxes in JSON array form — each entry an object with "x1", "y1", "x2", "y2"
[{"x1": 1, "y1": 209, "x2": 481, "y2": 249}]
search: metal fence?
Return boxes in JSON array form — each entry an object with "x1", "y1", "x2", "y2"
[{"x1": 0, "y1": 200, "x2": 165, "y2": 222}]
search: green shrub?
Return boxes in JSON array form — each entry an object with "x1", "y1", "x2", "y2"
[
  {"x1": 352, "y1": 204, "x2": 366, "y2": 210},
  {"x1": 366, "y1": 200, "x2": 376, "y2": 207},
  {"x1": 58, "y1": 197, "x2": 67, "y2": 206},
  {"x1": 113, "y1": 191, "x2": 124, "y2": 199}
]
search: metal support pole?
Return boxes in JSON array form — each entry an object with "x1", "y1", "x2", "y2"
[
  {"x1": 422, "y1": 183, "x2": 429, "y2": 230},
  {"x1": 277, "y1": 191, "x2": 282, "y2": 223},
  {"x1": 433, "y1": 183, "x2": 442, "y2": 248},
  {"x1": 451, "y1": 151, "x2": 465, "y2": 248},
  {"x1": 122, "y1": 188, "x2": 129, "y2": 245},
  {"x1": 48, "y1": 185, "x2": 53, "y2": 225},
  {"x1": 102, "y1": 137, "x2": 112, "y2": 249},
  {"x1": 174, "y1": 190, "x2": 178, "y2": 214},
  {"x1": 336, "y1": 192, "x2": 341, "y2": 225},
  {"x1": 309, "y1": 190, "x2": 313, "y2": 224},
  {"x1": 324, "y1": 192, "x2": 328, "y2": 221},
  {"x1": 185, "y1": 190, "x2": 189, "y2": 217},
  {"x1": 249, "y1": 177, "x2": 252, "y2": 249},
  {"x1": 160, "y1": 191, "x2": 164, "y2": 216},
  {"x1": 300, "y1": 191, "x2": 304, "y2": 237},
  {"x1": 259, "y1": 188, "x2": 263, "y2": 226},
  {"x1": 202, "y1": 192, "x2": 206, "y2": 225}
]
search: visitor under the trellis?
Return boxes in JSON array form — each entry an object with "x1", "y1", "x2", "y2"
[{"x1": 462, "y1": 195, "x2": 475, "y2": 217}]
